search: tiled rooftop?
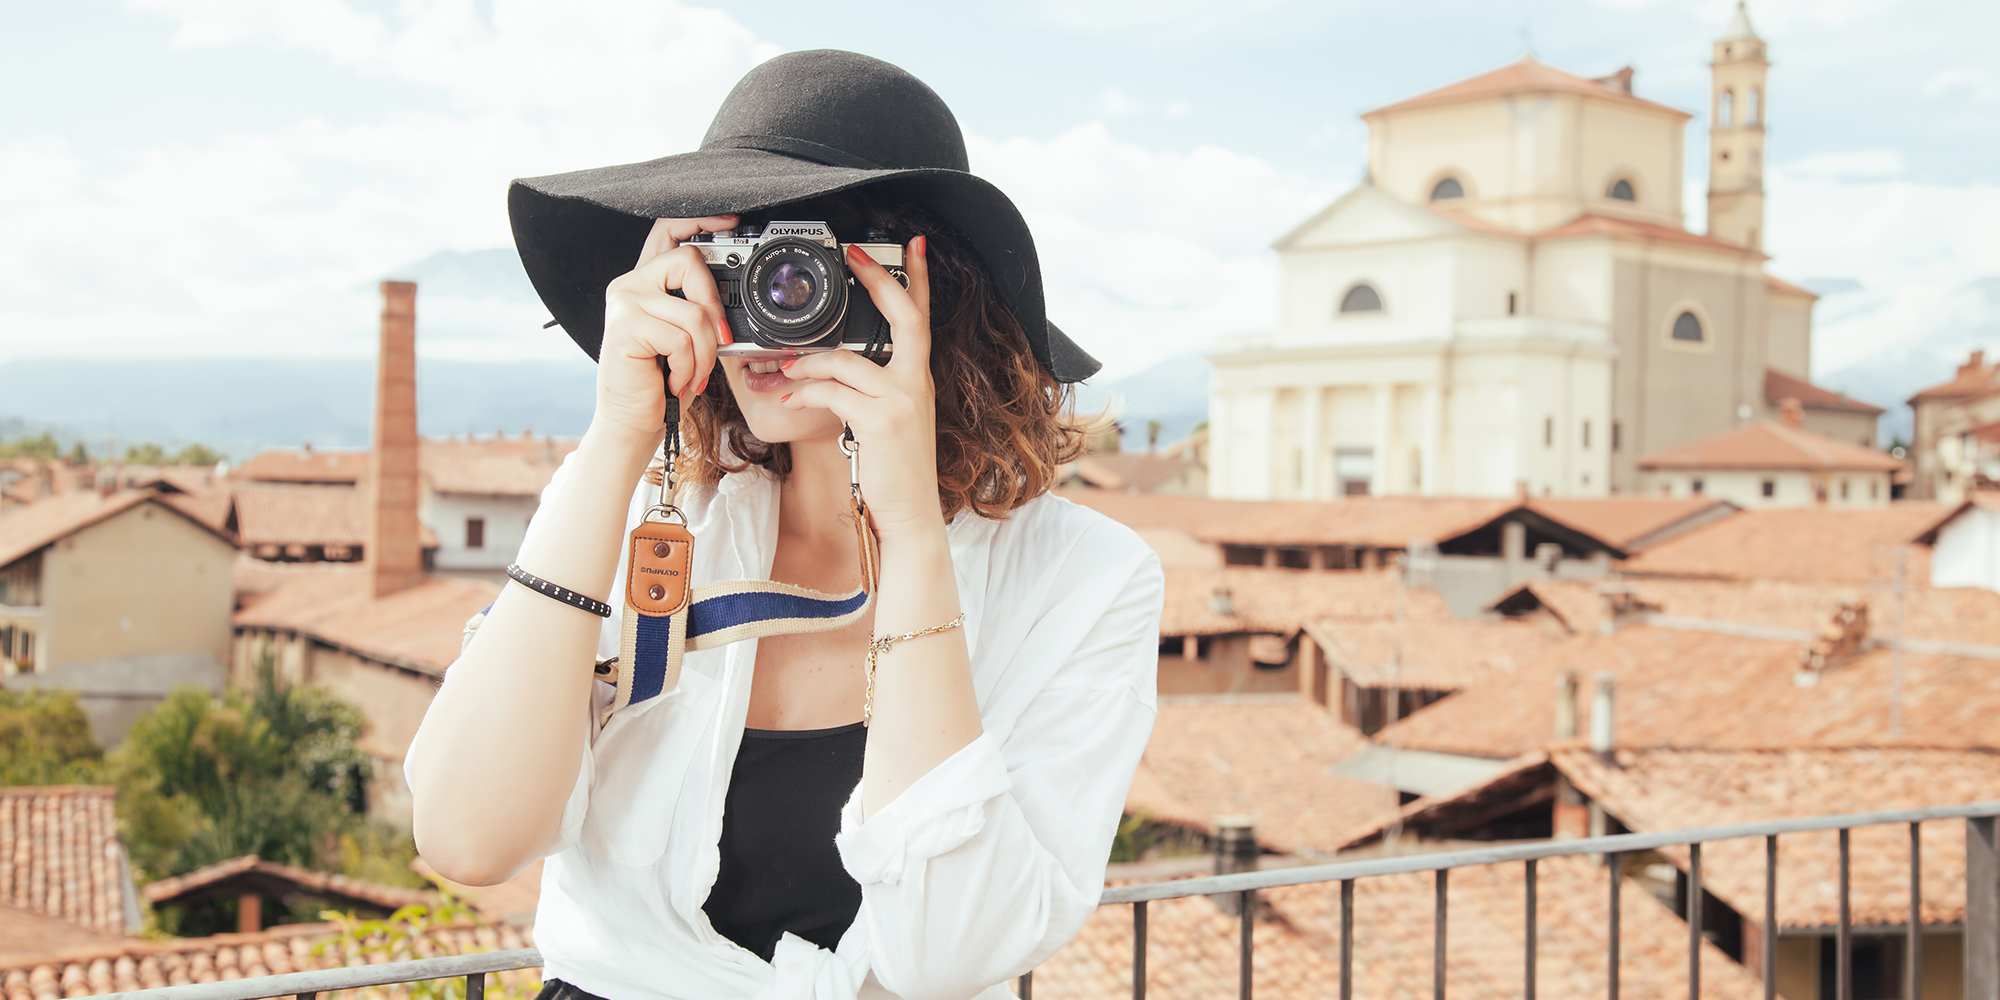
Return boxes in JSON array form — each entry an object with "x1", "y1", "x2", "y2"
[
  {"x1": 228, "y1": 485, "x2": 367, "y2": 548},
  {"x1": 0, "y1": 491, "x2": 232, "y2": 570},
  {"x1": 142, "y1": 856, "x2": 434, "y2": 913},
  {"x1": 1159, "y1": 567, "x2": 1413, "y2": 637},
  {"x1": 1127, "y1": 700, "x2": 1399, "y2": 855},
  {"x1": 230, "y1": 449, "x2": 369, "y2": 485},
  {"x1": 1306, "y1": 612, "x2": 1569, "y2": 691},
  {"x1": 1523, "y1": 497, "x2": 1734, "y2": 551},
  {"x1": 420, "y1": 437, "x2": 576, "y2": 497},
  {"x1": 1620, "y1": 505, "x2": 1949, "y2": 583},
  {"x1": 1554, "y1": 746, "x2": 2000, "y2": 928},
  {"x1": 1636, "y1": 421, "x2": 1904, "y2": 473},
  {"x1": 0, "y1": 788, "x2": 131, "y2": 938},
  {"x1": 232, "y1": 567, "x2": 498, "y2": 675},
  {"x1": 1764, "y1": 368, "x2": 1884, "y2": 416},
  {"x1": 1367, "y1": 55, "x2": 1688, "y2": 119},
  {"x1": 1036, "y1": 855, "x2": 1763, "y2": 1000}
]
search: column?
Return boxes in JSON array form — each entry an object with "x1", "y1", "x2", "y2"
[
  {"x1": 1371, "y1": 384, "x2": 1393, "y2": 497},
  {"x1": 1421, "y1": 382, "x2": 1442, "y2": 497},
  {"x1": 1208, "y1": 391, "x2": 1230, "y2": 498},
  {"x1": 1301, "y1": 385, "x2": 1323, "y2": 499}
]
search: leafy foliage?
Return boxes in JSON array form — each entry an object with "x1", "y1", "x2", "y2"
[
  {"x1": 117, "y1": 441, "x2": 225, "y2": 465},
  {"x1": 0, "y1": 689, "x2": 105, "y2": 785},
  {"x1": 112, "y1": 665, "x2": 373, "y2": 881},
  {"x1": 0, "y1": 432, "x2": 62, "y2": 459},
  {"x1": 317, "y1": 891, "x2": 538, "y2": 1000}
]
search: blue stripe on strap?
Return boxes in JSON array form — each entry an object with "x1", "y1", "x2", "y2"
[
  {"x1": 630, "y1": 612, "x2": 675, "y2": 703},
  {"x1": 688, "y1": 588, "x2": 869, "y2": 638}
]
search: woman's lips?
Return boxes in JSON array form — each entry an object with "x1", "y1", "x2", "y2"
[{"x1": 741, "y1": 362, "x2": 790, "y2": 394}]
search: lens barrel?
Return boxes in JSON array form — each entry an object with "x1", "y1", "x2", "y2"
[{"x1": 741, "y1": 237, "x2": 847, "y2": 348}]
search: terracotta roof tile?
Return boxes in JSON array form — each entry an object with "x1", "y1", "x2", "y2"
[
  {"x1": 0, "y1": 787, "x2": 131, "y2": 937},
  {"x1": 1365, "y1": 56, "x2": 1690, "y2": 120},
  {"x1": 1909, "y1": 356, "x2": 1999, "y2": 403},
  {"x1": 141, "y1": 856, "x2": 433, "y2": 913},
  {"x1": 1523, "y1": 497, "x2": 1734, "y2": 551},
  {"x1": 1423, "y1": 203, "x2": 1525, "y2": 237},
  {"x1": 1620, "y1": 506, "x2": 1949, "y2": 583},
  {"x1": 0, "y1": 906, "x2": 133, "y2": 970},
  {"x1": 1764, "y1": 274, "x2": 1819, "y2": 299},
  {"x1": 1306, "y1": 613, "x2": 1570, "y2": 691},
  {"x1": 1036, "y1": 856, "x2": 1761, "y2": 1000},
  {"x1": 1128, "y1": 700, "x2": 1399, "y2": 854},
  {"x1": 1055, "y1": 489, "x2": 1284, "y2": 537},
  {"x1": 1764, "y1": 369, "x2": 1881, "y2": 415},
  {"x1": 1161, "y1": 568, "x2": 1419, "y2": 637},
  {"x1": 1386, "y1": 624, "x2": 2000, "y2": 760},
  {"x1": 230, "y1": 450, "x2": 368, "y2": 485},
  {"x1": 1538, "y1": 214, "x2": 1756, "y2": 255},
  {"x1": 0, "y1": 918, "x2": 537, "y2": 998},
  {"x1": 419, "y1": 438, "x2": 576, "y2": 497},
  {"x1": 1553, "y1": 746, "x2": 2000, "y2": 927},
  {"x1": 1637, "y1": 421, "x2": 1902, "y2": 473},
  {"x1": 1063, "y1": 453, "x2": 1204, "y2": 493},
  {"x1": 232, "y1": 568, "x2": 498, "y2": 677},
  {"x1": 228, "y1": 485, "x2": 367, "y2": 547},
  {"x1": 1194, "y1": 497, "x2": 1519, "y2": 548}
]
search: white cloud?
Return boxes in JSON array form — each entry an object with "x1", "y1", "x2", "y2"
[
  {"x1": 1924, "y1": 68, "x2": 2000, "y2": 104},
  {"x1": 1783, "y1": 149, "x2": 1906, "y2": 179},
  {"x1": 969, "y1": 123, "x2": 1337, "y2": 380}
]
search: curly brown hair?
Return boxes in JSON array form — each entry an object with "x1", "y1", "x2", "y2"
[{"x1": 677, "y1": 189, "x2": 1089, "y2": 521}]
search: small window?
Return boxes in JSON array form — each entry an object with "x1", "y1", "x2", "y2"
[
  {"x1": 1429, "y1": 177, "x2": 1465, "y2": 201},
  {"x1": 1871, "y1": 480, "x2": 1880, "y2": 500},
  {"x1": 1612, "y1": 421, "x2": 1622, "y2": 451},
  {"x1": 1335, "y1": 448, "x2": 1374, "y2": 495},
  {"x1": 1692, "y1": 478, "x2": 1706, "y2": 495},
  {"x1": 1718, "y1": 90, "x2": 1733, "y2": 128},
  {"x1": 1672, "y1": 311, "x2": 1705, "y2": 343},
  {"x1": 1544, "y1": 417, "x2": 1554, "y2": 448},
  {"x1": 1840, "y1": 479, "x2": 1852, "y2": 500},
  {"x1": 465, "y1": 517, "x2": 486, "y2": 549},
  {"x1": 1339, "y1": 284, "x2": 1383, "y2": 314},
  {"x1": 1582, "y1": 420, "x2": 1592, "y2": 449},
  {"x1": 1761, "y1": 479, "x2": 1775, "y2": 498},
  {"x1": 1507, "y1": 291, "x2": 1518, "y2": 315},
  {"x1": 1608, "y1": 179, "x2": 1636, "y2": 201},
  {"x1": 1747, "y1": 88, "x2": 1761, "y2": 126}
]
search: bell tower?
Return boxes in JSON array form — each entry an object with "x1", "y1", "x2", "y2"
[{"x1": 1707, "y1": 1, "x2": 1768, "y2": 250}]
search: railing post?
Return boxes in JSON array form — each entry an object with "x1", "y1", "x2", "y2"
[
  {"x1": 1608, "y1": 852, "x2": 1622, "y2": 1000},
  {"x1": 466, "y1": 974, "x2": 484, "y2": 1000},
  {"x1": 1340, "y1": 879, "x2": 1355, "y2": 1000},
  {"x1": 1435, "y1": 868, "x2": 1448, "y2": 1000},
  {"x1": 1688, "y1": 842, "x2": 1702, "y2": 1000},
  {"x1": 1525, "y1": 859, "x2": 1538, "y2": 1000},
  {"x1": 1240, "y1": 890, "x2": 1254, "y2": 1000},
  {"x1": 1839, "y1": 829, "x2": 1853, "y2": 1000},
  {"x1": 1909, "y1": 823, "x2": 1923, "y2": 1000},
  {"x1": 1133, "y1": 900, "x2": 1147, "y2": 1000},
  {"x1": 1969, "y1": 816, "x2": 1999, "y2": 1000},
  {"x1": 1763, "y1": 835, "x2": 1778, "y2": 1000}
]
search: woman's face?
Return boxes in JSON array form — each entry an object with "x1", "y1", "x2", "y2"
[{"x1": 719, "y1": 355, "x2": 846, "y2": 444}]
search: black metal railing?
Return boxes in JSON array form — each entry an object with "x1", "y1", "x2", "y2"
[{"x1": 99, "y1": 801, "x2": 2000, "y2": 1000}]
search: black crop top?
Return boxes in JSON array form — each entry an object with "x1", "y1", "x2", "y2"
[{"x1": 702, "y1": 721, "x2": 867, "y2": 961}]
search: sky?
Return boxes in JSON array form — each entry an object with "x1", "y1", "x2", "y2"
[{"x1": 2, "y1": 0, "x2": 1996, "y2": 385}]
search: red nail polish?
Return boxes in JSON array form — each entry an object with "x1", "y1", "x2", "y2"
[
  {"x1": 846, "y1": 244, "x2": 866, "y2": 262},
  {"x1": 780, "y1": 358, "x2": 796, "y2": 370},
  {"x1": 915, "y1": 235, "x2": 926, "y2": 259},
  {"x1": 780, "y1": 392, "x2": 793, "y2": 403}
]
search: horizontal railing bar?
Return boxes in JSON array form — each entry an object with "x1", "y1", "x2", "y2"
[
  {"x1": 1101, "y1": 801, "x2": 2000, "y2": 904},
  {"x1": 96, "y1": 948, "x2": 543, "y2": 1000}
]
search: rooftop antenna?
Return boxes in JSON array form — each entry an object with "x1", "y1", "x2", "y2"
[{"x1": 1519, "y1": 22, "x2": 1535, "y2": 59}]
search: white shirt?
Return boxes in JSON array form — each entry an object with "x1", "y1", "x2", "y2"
[{"x1": 411, "y1": 460, "x2": 1163, "y2": 1000}]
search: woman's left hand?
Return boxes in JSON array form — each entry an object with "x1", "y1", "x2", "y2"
[{"x1": 778, "y1": 236, "x2": 942, "y2": 541}]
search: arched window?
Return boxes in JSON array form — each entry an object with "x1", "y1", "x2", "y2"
[
  {"x1": 1608, "y1": 178, "x2": 1636, "y2": 201},
  {"x1": 1339, "y1": 284, "x2": 1384, "y2": 314},
  {"x1": 1671, "y1": 311, "x2": 1704, "y2": 342},
  {"x1": 1717, "y1": 90, "x2": 1733, "y2": 128},
  {"x1": 1747, "y1": 88, "x2": 1761, "y2": 126},
  {"x1": 1429, "y1": 177, "x2": 1465, "y2": 201}
]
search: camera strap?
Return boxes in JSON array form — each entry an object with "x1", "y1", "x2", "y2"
[{"x1": 606, "y1": 420, "x2": 879, "y2": 716}]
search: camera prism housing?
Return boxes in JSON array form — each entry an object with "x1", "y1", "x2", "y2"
[{"x1": 689, "y1": 221, "x2": 907, "y2": 359}]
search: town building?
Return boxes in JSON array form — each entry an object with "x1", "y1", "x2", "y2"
[
  {"x1": 1907, "y1": 350, "x2": 2000, "y2": 503},
  {"x1": 1208, "y1": 4, "x2": 1846, "y2": 502},
  {"x1": 0, "y1": 490, "x2": 237, "y2": 744},
  {"x1": 1636, "y1": 401, "x2": 1903, "y2": 508}
]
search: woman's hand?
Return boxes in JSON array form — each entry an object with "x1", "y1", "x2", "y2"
[
  {"x1": 778, "y1": 236, "x2": 942, "y2": 540},
  {"x1": 594, "y1": 215, "x2": 739, "y2": 446}
]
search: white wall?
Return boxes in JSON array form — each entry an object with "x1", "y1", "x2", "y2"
[
  {"x1": 1643, "y1": 468, "x2": 1890, "y2": 508},
  {"x1": 1932, "y1": 508, "x2": 2000, "y2": 593},
  {"x1": 426, "y1": 492, "x2": 537, "y2": 571}
]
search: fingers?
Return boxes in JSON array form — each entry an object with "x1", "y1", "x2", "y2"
[
  {"x1": 616, "y1": 244, "x2": 732, "y2": 394},
  {"x1": 627, "y1": 293, "x2": 719, "y2": 397},
  {"x1": 778, "y1": 377, "x2": 878, "y2": 425},
  {"x1": 844, "y1": 240, "x2": 931, "y2": 374},
  {"x1": 780, "y1": 348, "x2": 900, "y2": 398},
  {"x1": 635, "y1": 215, "x2": 739, "y2": 267}
]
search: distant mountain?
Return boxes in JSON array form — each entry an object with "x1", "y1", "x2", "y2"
[
  {"x1": 1074, "y1": 352, "x2": 1212, "y2": 449},
  {"x1": 0, "y1": 357, "x2": 597, "y2": 458}
]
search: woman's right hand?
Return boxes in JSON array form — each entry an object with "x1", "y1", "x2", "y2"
[{"x1": 594, "y1": 215, "x2": 739, "y2": 444}]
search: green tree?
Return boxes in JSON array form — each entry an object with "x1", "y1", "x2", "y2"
[
  {"x1": 112, "y1": 666, "x2": 373, "y2": 879},
  {"x1": 0, "y1": 432, "x2": 61, "y2": 459},
  {"x1": 122, "y1": 442, "x2": 169, "y2": 464},
  {"x1": 66, "y1": 441, "x2": 89, "y2": 465},
  {"x1": 173, "y1": 443, "x2": 226, "y2": 466},
  {"x1": 0, "y1": 690, "x2": 105, "y2": 785}
]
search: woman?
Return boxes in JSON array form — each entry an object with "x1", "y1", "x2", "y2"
[{"x1": 405, "y1": 50, "x2": 1163, "y2": 1000}]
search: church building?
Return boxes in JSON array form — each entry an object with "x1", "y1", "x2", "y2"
[{"x1": 1208, "y1": 4, "x2": 1836, "y2": 500}]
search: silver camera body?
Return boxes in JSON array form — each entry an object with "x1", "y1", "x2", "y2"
[{"x1": 689, "y1": 221, "x2": 906, "y2": 359}]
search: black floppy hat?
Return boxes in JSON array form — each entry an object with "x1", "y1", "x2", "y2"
[{"x1": 508, "y1": 49, "x2": 1100, "y2": 383}]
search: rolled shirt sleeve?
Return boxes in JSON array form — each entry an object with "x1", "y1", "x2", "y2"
[{"x1": 832, "y1": 549, "x2": 1164, "y2": 1000}]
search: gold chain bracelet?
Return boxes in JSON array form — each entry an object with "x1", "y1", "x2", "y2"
[{"x1": 862, "y1": 612, "x2": 968, "y2": 727}]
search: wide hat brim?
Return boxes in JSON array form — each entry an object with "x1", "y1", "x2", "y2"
[{"x1": 508, "y1": 146, "x2": 1100, "y2": 383}]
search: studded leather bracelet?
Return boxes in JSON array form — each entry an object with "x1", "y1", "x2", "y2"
[{"x1": 506, "y1": 563, "x2": 613, "y2": 618}]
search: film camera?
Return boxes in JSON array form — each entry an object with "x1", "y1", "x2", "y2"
[{"x1": 689, "y1": 221, "x2": 908, "y2": 359}]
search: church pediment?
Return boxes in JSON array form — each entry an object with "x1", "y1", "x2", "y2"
[{"x1": 1274, "y1": 184, "x2": 1470, "y2": 251}]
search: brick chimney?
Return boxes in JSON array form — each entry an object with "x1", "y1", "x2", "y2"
[{"x1": 366, "y1": 281, "x2": 423, "y2": 598}]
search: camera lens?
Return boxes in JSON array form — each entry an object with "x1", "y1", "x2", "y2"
[{"x1": 766, "y1": 263, "x2": 815, "y2": 312}]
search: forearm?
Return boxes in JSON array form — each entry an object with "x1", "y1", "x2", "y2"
[
  {"x1": 408, "y1": 421, "x2": 659, "y2": 883},
  {"x1": 859, "y1": 519, "x2": 982, "y2": 818}
]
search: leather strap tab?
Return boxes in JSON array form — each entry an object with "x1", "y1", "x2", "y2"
[{"x1": 627, "y1": 520, "x2": 694, "y2": 615}]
